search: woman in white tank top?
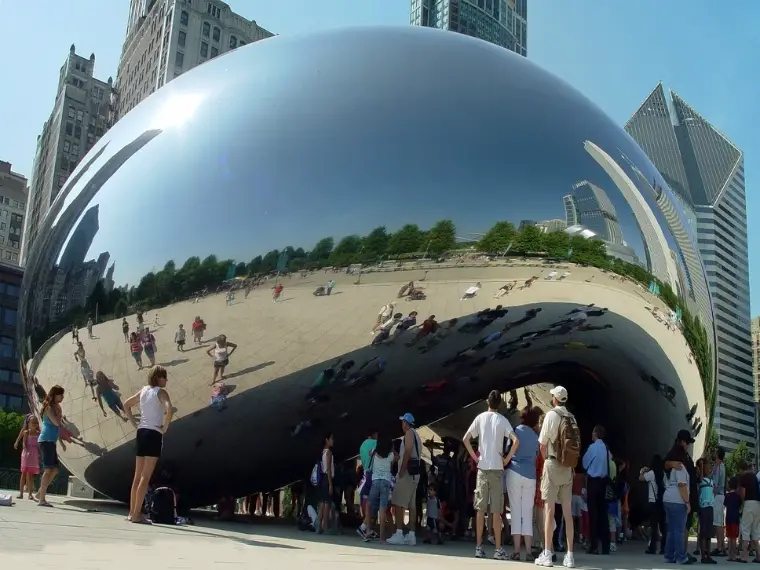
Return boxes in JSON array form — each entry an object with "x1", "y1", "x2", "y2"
[
  {"x1": 123, "y1": 365, "x2": 173, "y2": 524},
  {"x1": 206, "y1": 334, "x2": 238, "y2": 385}
]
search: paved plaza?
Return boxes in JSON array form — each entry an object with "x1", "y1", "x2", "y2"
[{"x1": 0, "y1": 491, "x2": 721, "y2": 569}]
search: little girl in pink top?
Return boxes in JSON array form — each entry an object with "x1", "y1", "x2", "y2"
[{"x1": 15, "y1": 415, "x2": 41, "y2": 499}]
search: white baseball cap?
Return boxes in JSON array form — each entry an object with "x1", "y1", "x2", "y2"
[{"x1": 550, "y1": 385, "x2": 568, "y2": 402}]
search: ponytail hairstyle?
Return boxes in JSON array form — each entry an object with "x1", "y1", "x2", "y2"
[{"x1": 41, "y1": 385, "x2": 65, "y2": 418}]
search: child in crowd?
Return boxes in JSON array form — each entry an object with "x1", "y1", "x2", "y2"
[
  {"x1": 697, "y1": 457, "x2": 716, "y2": 564},
  {"x1": 174, "y1": 324, "x2": 186, "y2": 351},
  {"x1": 571, "y1": 471, "x2": 587, "y2": 545},
  {"x1": 424, "y1": 484, "x2": 442, "y2": 544},
  {"x1": 607, "y1": 498, "x2": 620, "y2": 553},
  {"x1": 724, "y1": 477, "x2": 742, "y2": 562}
]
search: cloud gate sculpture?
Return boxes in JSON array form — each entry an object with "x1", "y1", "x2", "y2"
[{"x1": 19, "y1": 27, "x2": 716, "y2": 507}]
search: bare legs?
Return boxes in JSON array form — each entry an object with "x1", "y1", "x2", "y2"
[
  {"x1": 37, "y1": 467, "x2": 58, "y2": 504},
  {"x1": 18, "y1": 473, "x2": 34, "y2": 498},
  {"x1": 129, "y1": 455, "x2": 159, "y2": 522}
]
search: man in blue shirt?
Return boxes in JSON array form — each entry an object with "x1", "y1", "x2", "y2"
[{"x1": 582, "y1": 425, "x2": 612, "y2": 555}]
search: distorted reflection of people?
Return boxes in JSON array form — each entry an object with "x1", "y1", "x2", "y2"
[
  {"x1": 95, "y1": 371, "x2": 128, "y2": 421},
  {"x1": 36, "y1": 385, "x2": 67, "y2": 507},
  {"x1": 142, "y1": 327, "x2": 158, "y2": 366},
  {"x1": 14, "y1": 414, "x2": 40, "y2": 500},
  {"x1": 192, "y1": 316, "x2": 206, "y2": 344},
  {"x1": 74, "y1": 341, "x2": 87, "y2": 365},
  {"x1": 86, "y1": 317, "x2": 94, "y2": 339},
  {"x1": 207, "y1": 334, "x2": 238, "y2": 385},
  {"x1": 372, "y1": 313, "x2": 402, "y2": 346},
  {"x1": 122, "y1": 318, "x2": 130, "y2": 342},
  {"x1": 80, "y1": 359, "x2": 97, "y2": 401},
  {"x1": 640, "y1": 454, "x2": 666, "y2": 555},
  {"x1": 372, "y1": 302, "x2": 396, "y2": 332},
  {"x1": 71, "y1": 324, "x2": 79, "y2": 344},
  {"x1": 174, "y1": 324, "x2": 186, "y2": 352},
  {"x1": 124, "y1": 365, "x2": 173, "y2": 524},
  {"x1": 129, "y1": 332, "x2": 144, "y2": 370},
  {"x1": 461, "y1": 282, "x2": 482, "y2": 300},
  {"x1": 406, "y1": 315, "x2": 438, "y2": 346},
  {"x1": 272, "y1": 282, "x2": 284, "y2": 302}
]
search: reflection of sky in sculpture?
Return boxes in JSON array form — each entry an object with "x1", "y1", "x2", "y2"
[{"x1": 32, "y1": 27, "x2": 701, "y2": 304}]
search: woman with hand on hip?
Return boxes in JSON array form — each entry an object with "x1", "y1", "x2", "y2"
[{"x1": 123, "y1": 365, "x2": 173, "y2": 524}]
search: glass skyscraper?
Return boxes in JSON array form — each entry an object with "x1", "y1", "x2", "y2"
[
  {"x1": 627, "y1": 83, "x2": 753, "y2": 452},
  {"x1": 410, "y1": 0, "x2": 527, "y2": 55}
]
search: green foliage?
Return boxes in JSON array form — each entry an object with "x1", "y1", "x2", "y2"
[
  {"x1": 704, "y1": 427, "x2": 719, "y2": 460},
  {"x1": 725, "y1": 441, "x2": 755, "y2": 479},
  {"x1": 0, "y1": 409, "x2": 25, "y2": 468}
]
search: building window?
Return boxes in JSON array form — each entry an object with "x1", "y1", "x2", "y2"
[
  {"x1": 202, "y1": 22, "x2": 210, "y2": 37},
  {"x1": 180, "y1": 10, "x2": 189, "y2": 25},
  {"x1": 175, "y1": 51, "x2": 184, "y2": 67},
  {"x1": 200, "y1": 42, "x2": 208, "y2": 57},
  {"x1": 238, "y1": 40, "x2": 246, "y2": 47},
  {"x1": 72, "y1": 143, "x2": 79, "y2": 155},
  {"x1": 229, "y1": 35, "x2": 237, "y2": 49},
  {"x1": 213, "y1": 27, "x2": 220, "y2": 42},
  {"x1": 3, "y1": 308, "x2": 17, "y2": 326},
  {"x1": 178, "y1": 30, "x2": 186, "y2": 47},
  {"x1": 207, "y1": 4, "x2": 221, "y2": 18},
  {"x1": 65, "y1": 122, "x2": 73, "y2": 135},
  {"x1": 2, "y1": 252, "x2": 8, "y2": 261},
  {"x1": 1, "y1": 395, "x2": 23, "y2": 411},
  {"x1": 0, "y1": 369, "x2": 21, "y2": 384},
  {"x1": 76, "y1": 110, "x2": 84, "y2": 122},
  {"x1": 68, "y1": 106, "x2": 75, "y2": 119},
  {"x1": 210, "y1": 46, "x2": 218, "y2": 58},
  {"x1": 0, "y1": 336, "x2": 12, "y2": 358},
  {"x1": 63, "y1": 140, "x2": 71, "y2": 153}
]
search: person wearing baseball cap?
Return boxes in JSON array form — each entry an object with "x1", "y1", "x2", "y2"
[
  {"x1": 665, "y1": 429, "x2": 698, "y2": 564},
  {"x1": 387, "y1": 413, "x2": 422, "y2": 546},
  {"x1": 536, "y1": 385, "x2": 577, "y2": 568}
]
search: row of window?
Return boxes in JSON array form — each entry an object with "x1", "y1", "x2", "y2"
[
  {"x1": 0, "y1": 393, "x2": 23, "y2": 412},
  {"x1": 1, "y1": 251, "x2": 19, "y2": 262},
  {"x1": 0, "y1": 196, "x2": 25, "y2": 211},
  {"x1": 0, "y1": 335, "x2": 14, "y2": 358},
  {"x1": 0, "y1": 282, "x2": 20, "y2": 297},
  {"x1": 0, "y1": 368, "x2": 21, "y2": 385}
]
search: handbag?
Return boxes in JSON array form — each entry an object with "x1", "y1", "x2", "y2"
[
  {"x1": 358, "y1": 452, "x2": 374, "y2": 497},
  {"x1": 603, "y1": 443, "x2": 617, "y2": 503}
]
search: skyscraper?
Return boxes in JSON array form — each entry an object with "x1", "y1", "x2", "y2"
[
  {"x1": 22, "y1": 45, "x2": 113, "y2": 266},
  {"x1": 627, "y1": 83, "x2": 753, "y2": 451},
  {"x1": 0, "y1": 161, "x2": 28, "y2": 267},
  {"x1": 114, "y1": 0, "x2": 273, "y2": 121},
  {"x1": 570, "y1": 180, "x2": 624, "y2": 245},
  {"x1": 410, "y1": 0, "x2": 527, "y2": 55}
]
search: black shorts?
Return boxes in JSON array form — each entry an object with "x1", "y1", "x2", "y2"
[
  {"x1": 214, "y1": 359, "x2": 229, "y2": 369},
  {"x1": 699, "y1": 507, "x2": 714, "y2": 539},
  {"x1": 135, "y1": 428, "x2": 163, "y2": 458},
  {"x1": 39, "y1": 441, "x2": 59, "y2": 469}
]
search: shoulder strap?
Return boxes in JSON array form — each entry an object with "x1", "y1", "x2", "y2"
[{"x1": 413, "y1": 429, "x2": 420, "y2": 458}]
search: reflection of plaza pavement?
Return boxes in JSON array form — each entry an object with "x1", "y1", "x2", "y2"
[
  {"x1": 1, "y1": 493, "x2": 702, "y2": 570},
  {"x1": 33, "y1": 263, "x2": 704, "y2": 497}
]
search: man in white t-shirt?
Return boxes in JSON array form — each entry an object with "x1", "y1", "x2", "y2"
[{"x1": 463, "y1": 390, "x2": 519, "y2": 560}]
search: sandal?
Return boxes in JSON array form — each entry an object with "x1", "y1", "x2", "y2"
[
  {"x1": 510, "y1": 552, "x2": 521, "y2": 561},
  {"x1": 132, "y1": 518, "x2": 153, "y2": 525},
  {"x1": 37, "y1": 501, "x2": 54, "y2": 507}
]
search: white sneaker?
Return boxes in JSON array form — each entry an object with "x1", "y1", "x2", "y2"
[
  {"x1": 610, "y1": 543, "x2": 617, "y2": 553},
  {"x1": 404, "y1": 532, "x2": 416, "y2": 546},
  {"x1": 386, "y1": 531, "x2": 406, "y2": 545},
  {"x1": 562, "y1": 552, "x2": 575, "y2": 568},
  {"x1": 535, "y1": 550, "x2": 554, "y2": 567}
]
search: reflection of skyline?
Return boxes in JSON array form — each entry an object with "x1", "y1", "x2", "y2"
[{"x1": 583, "y1": 140, "x2": 679, "y2": 291}]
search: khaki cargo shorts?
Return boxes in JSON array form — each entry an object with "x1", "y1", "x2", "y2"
[
  {"x1": 391, "y1": 472, "x2": 418, "y2": 510},
  {"x1": 474, "y1": 469, "x2": 504, "y2": 514},
  {"x1": 540, "y1": 458, "x2": 573, "y2": 505}
]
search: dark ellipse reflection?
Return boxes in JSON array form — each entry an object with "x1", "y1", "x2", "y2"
[{"x1": 19, "y1": 26, "x2": 714, "y2": 507}]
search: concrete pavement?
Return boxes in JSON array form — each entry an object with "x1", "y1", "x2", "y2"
[{"x1": 0, "y1": 491, "x2": 717, "y2": 569}]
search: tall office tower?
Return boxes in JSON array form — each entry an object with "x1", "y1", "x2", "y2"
[
  {"x1": 571, "y1": 180, "x2": 624, "y2": 245},
  {"x1": 0, "y1": 162, "x2": 28, "y2": 267},
  {"x1": 22, "y1": 45, "x2": 113, "y2": 266},
  {"x1": 410, "y1": 0, "x2": 527, "y2": 55},
  {"x1": 115, "y1": 0, "x2": 273, "y2": 121},
  {"x1": 627, "y1": 83, "x2": 753, "y2": 451}
]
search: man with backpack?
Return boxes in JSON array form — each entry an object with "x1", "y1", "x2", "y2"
[{"x1": 536, "y1": 386, "x2": 581, "y2": 568}]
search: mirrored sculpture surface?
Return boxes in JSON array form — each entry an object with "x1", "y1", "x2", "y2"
[{"x1": 19, "y1": 27, "x2": 715, "y2": 506}]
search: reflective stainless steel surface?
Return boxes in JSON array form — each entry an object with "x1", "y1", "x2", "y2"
[{"x1": 19, "y1": 26, "x2": 715, "y2": 506}]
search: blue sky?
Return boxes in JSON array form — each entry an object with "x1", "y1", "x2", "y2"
[{"x1": 2, "y1": 1, "x2": 758, "y2": 305}]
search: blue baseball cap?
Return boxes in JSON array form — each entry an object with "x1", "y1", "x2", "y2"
[{"x1": 399, "y1": 413, "x2": 416, "y2": 425}]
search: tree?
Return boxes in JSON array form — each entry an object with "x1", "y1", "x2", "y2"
[
  {"x1": 0, "y1": 409, "x2": 25, "y2": 468},
  {"x1": 704, "y1": 428, "x2": 719, "y2": 460},
  {"x1": 309, "y1": 237, "x2": 334, "y2": 262},
  {"x1": 362, "y1": 226, "x2": 390, "y2": 260},
  {"x1": 387, "y1": 224, "x2": 424, "y2": 255},
  {"x1": 477, "y1": 221, "x2": 516, "y2": 254},
  {"x1": 725, "y1": 441, "x2": 754, "y2": 478},
  {"x1": 514, "y1": 224, "x2": 543, "y2": 254},
  {"x1": 426, "y1": 220, "x2": 456, "y2": 256}
]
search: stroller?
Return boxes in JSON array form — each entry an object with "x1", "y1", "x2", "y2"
[
  {"x1": 407, "y1": 288, "x2": 426, "y2": 301},
  {"x1": 313, "y1": 286, "x2": 326, "y2": 296}
]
